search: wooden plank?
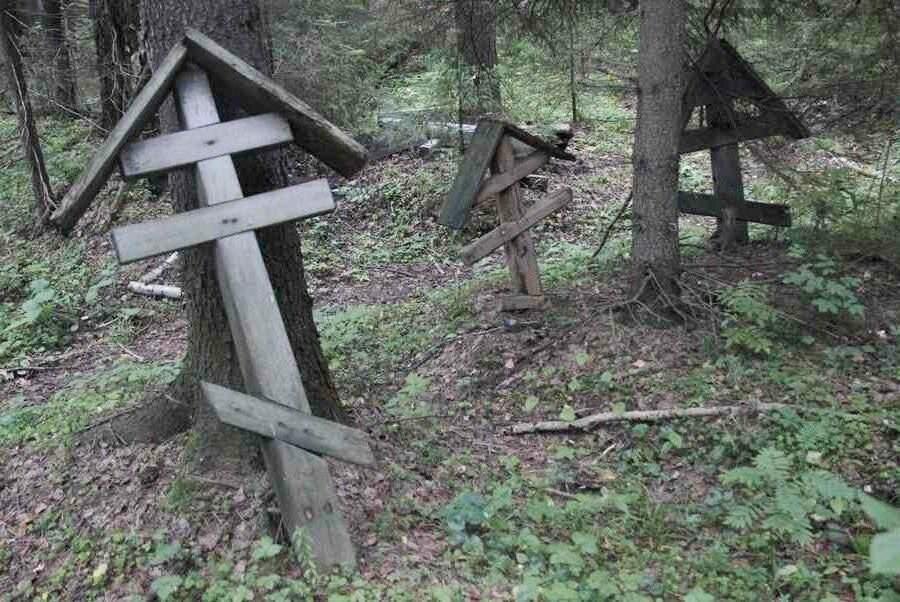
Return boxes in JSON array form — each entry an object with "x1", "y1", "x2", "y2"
[
  {"x1": 439, "y1": 120, "x2": 505, "y2": 229},
  {"x1": 50, "y1": 42, "x2": 189, "y2": 232},
  {"x1": 474, "y1": 150, "x2": 549, "y2": 206},
  {"x1": 499, "y1": 295, "x2": 546, "y2": 312},
  {"x1": 119, "y1": 113, "x2": 293, "y2": 178},
  {"x1": 494, "y1": 136, "x2": 543, "y2": 296},
  {"x1": 678, "y1": 192, "x2": 791, "y2": 227},
  {"x1": 708, "y1": 102, "x2": 748, "y2": 246},
  {"x1": 183, "y1": 29, "x2": 366, "y2": 178},
  {"x1": 680, "y1": 117, "x2": 791, "y2": 154},
  {"x1": 201, "y1": 383, "x2": 375, "y2": 467},
  {"x1": 500, "y1": 121, "x2": 575, "y2": 161},
  {"x1": 175, "y1": 65, "x2": 355, "y2": 569},
  {"x1": 461, "y1": 188, "x2": 572, "y2": 265},
  {"x1": 111, "y1": 179, "x2": 335, "y2": 264}
]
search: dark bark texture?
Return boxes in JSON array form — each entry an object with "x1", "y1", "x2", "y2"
[
  {"x1": 42, "y1": 0, "x2": 77, "y2": 111},
  {"x1": 138, "y1": 0, "x2": 345, "y2": 463},
  {"x1": 92, "y1": 0, "x2": 140, "y2": 129},
  {"x1": 455, "y1": 0, "x2": 501, "y2": 117},
  {"x1": 630, "y1": 0, "x2": 686, "y2": 298}
]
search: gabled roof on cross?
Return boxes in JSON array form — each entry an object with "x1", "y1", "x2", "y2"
[
  {"x1": 51, "y1": 29, "x2": 368, "y2": 233},
  {"x1": 680, "y1": 38, "x2": 810, "y2": 154}
]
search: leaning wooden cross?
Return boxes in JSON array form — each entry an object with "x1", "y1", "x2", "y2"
[
  {"x1": 439, "y1": 120, "x2": 575, "y2": 311},
  {"x1": 679, "y1": 38, "x2": 811, "y2": 247},
  {"x1": 54, "y1": 30, "x2": 372, "y2": 568}
]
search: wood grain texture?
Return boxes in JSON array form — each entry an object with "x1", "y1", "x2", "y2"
[
  {"x1": 500, "y1": 120, "x2": 575, "y2": 161},
  {"x1": 175, "y1": 65, "x2": 355, "y2": 568},
  {"x1": 708, "y1": 101, "x2": 748, "y2": 245},
  {"x1": 112, "y1": 179, "x2": 335, "y2": 264},
  {"x1": 50, "y1": 42, "x2": 189, "y2": 232},
  {"x1": 183, "y1": 29, "x2": 366, "y2": 178},
  {"x1": 493, "y1": 136, "x2": 542, "y2": 296},
  {"x1": 202, "y1": 382, "x2": 375, "y2": 467},
  {"x1": 678, "y1": 192, "x2": 790, "y2": 226},
  {"x1": 439, "y1": 120, "x2": 505, "y2": 229},
  {"x1": 474, "y1": 150, "x2": 549, "y2": 206},
  {"x1": 461, "y1": 188, "x2": 572, "y2": 265},
  {"x1": 119, "y1": 112, "x2": 293, "y2": 178}
]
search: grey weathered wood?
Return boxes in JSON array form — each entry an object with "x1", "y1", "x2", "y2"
[
  {"x1": 461, "y1": 188, "x2": 572, "y2": 265},
  {"x1": 201, "y1": 382, "x2": 375, "y2": 467},
  {"x1": 111, "y1": 179, "x2": 335, "y2": 264},
  {"x1": 474, "y1": 150, "x2": 549, "y2": 206},
  {"x1": 119, "y1": 113, "x2": 293, "y2": 178},
  {"x1": 175, "y1": 65, "x2": 355, "y2": 568},
  {"x1": 494, "y1": 136, "x2": 542, "y2": 296},
  {"x1": 50, "y1": 42, "x2": 189, "y2": 232},
  {"x1": 708, "y1": 101, "x2": 748, "y2": 246},
  {"x1": 183, "y1": 29, "x2": 366, "y2": 178},
  {"x1": 678, "y1": 192, "x2": 791, "y2": 227},
  {"x1": 439, "y1": 120, "x2": 505, "y2": 229},
  {"x1": 500, "y1": 295, "x2": 546, "y2": 312},
  {"x1": 501, "y1": 120, "x2": 575, "y2": 161}
]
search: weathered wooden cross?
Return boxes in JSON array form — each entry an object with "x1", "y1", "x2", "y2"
[
  {"x1": 439, "y1": 120, "x2": 575, "y2": 311},
  {"x1": 678, "y1": 38, "x2": 811, "y2": 247},
  {"x1": 53, "y1": 30, "x2": 373, "y2": 568}
]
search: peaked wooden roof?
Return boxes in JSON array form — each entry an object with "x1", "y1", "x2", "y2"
[
  {"x1": 439, "y1": 119, "x2": 574, "y2": 229},
  {"x1": 680, "y1": 38, "x2": 810, "y2": 154},
  {"x1": 51, "y1": 30, "x2": 367, "y2": 233}
]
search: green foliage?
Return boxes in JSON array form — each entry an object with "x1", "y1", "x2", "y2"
[
  {"x1": 861, "y1": 496, "x2": 900, "y2": 576},
  {"x1": 783, "y1": 254, "x2": 865, "y2": 320},
  {"x1": 0, "y1": 360, "x2": 179, "y2": 446},
  {"x1": 719, "y1": 282, "x2": 780, "y2": 356},
  {"x1": 385, "y1": 372, "x2": 432, "y2": 418},
  {"x1": 719, "y1": 447, "x2": 858, "y2": 546}
]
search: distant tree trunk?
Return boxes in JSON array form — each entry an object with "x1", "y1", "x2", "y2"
[
  {"x1": 139, "y1": 0, "x2": 345, "y2": 468},
  {"x1": 629, "y1": 0, "x2": 686, "y2": 302},
  {"x1": 92, "y1": 0, "x2": 139, "y2": 129},
  {"x1": 455, "y1": 0, "x2": 501, "y2": 118},
  {"x1": 43, "y1": 0, "x2": 77, "y2": 112},
  {"x1": 0, "y1": 0, "x2": 54, "y2": 230}
]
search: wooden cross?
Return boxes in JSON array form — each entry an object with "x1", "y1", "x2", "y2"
[
  {"x1": 440, "y1": 120, "x2": 575, "y2": 311},
  {"x1": 678, "y1": 38, "x2": 810, "y2": 246},
  {"x1": 61, "y1": 31, "x2": 371, "y2": 569}
]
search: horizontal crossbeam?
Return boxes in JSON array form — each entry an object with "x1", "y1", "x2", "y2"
[
  {"x1": 500, "y1": 295, "x2": 546, "y2": 312},
  {"x1": 474, "y1": 150, "x2": 549, "y2": 206},
  {"x1": 461, "y1": 188, "x2": 573, "y2": 265},
  {"x1": 680, "y1": 118, "x2": 791, "y2": 154},
  {"x1": 119, "y1": 113, "x2": 293, "y2": 178},
  {"x1": 112, "y1": 179, "x2": 335, "y2": 264},
  {"x1": 201, "y1": 383, "x2": 376, "y2": 467},
  {"x1": 678, "y1": 192, "x2": 791, "y2": 226}
]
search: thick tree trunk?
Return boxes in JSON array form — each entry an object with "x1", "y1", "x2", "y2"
[
  {"x1": 139, "y1": 0, "x2": 345, "y2": 467},
  {"x1": 455, "y1": 0, "x2": 501, "y2": 117},
  {"x1": 629, "y1": 0, "x2": 686, "y2": 301},
  {"x1": 42, "y1": 0, "x2": 77, "y2": 112},
  {"x1": 0, "y1": 0, "x2": 54, "y2": 230},
  {"x1": 92, "y1": 0, "x2": 139, "y2": 130}
]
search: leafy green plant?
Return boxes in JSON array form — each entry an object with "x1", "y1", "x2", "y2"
[
  {"x1": 719, "y1": 282, "x2": 780, "y2": 356},
  {"x1": 783, "y1": 255, "x2": 864, "y2": 319},
  {"x1": 860, "y1": 496, "x2": 900, "y2": 576}
]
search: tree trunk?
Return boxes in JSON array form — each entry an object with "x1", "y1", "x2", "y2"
[
  {"x1": 139, "y1": 0, "x2": 345, "y2": 468},
  {"x1": 42, "y1": 0, "x2": 77, "y2": 112},
  {"x1": 629, "y1": 0, "x2": 686, "y2": 301},
  {"x1": 0, "y1": 0, "x2": 54, "y2": 230},
  {"x1": 455, "y1": 0, "x2": 501, "y2": 118},
  {"x1": 92, "y1": 0, "x2": 139, "y2": 130}
]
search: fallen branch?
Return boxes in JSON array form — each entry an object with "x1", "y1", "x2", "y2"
[
  {"x1": 138, "y1": 252, "x2": 179, "y2": 284},
  {"x1": 127, "y1": 281, "x2": 182, "y2": 299},
  {"x1": 507, "y1": 403, "x2": 789, "y2": 435},
  {"x1": 591, "y1": 190, "x2": 632, "y2": 259}
]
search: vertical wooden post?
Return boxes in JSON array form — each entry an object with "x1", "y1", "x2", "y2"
[
  {"x1": 492, "y1": 135, "x2": 542, "y2": 298},
  {"x1": 708, "y1": 101, "x2": 748, "y2": 247},
  {"x1": 173, "y1": 65, "x2": 354, "y2": 568}
]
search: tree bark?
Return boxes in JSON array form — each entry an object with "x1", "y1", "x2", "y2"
[
  {"x1": 138, "y1": 0, "x2": 345, "y2": 467},
  {"x1": 42, "y1": 0, "x2": 77, "y2": 112},
  {"x1": 455, "y1": 0, "x2": 501, "y2": 118},
  {"x1": 0, "y1": 0, "x2": 54, "y2": 230},
  {"x1": 92, "y1": 0, "x2": 139, "y2": 130},
  {"x1": 629, "y1": 0, "x2": 686, "y2": 301}
]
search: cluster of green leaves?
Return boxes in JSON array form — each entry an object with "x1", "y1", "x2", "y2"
[
  {"x1": 719, "y1": 282, "x2": 780, "y2": 356},
  {"x1": 783, "y1": 254, "x2": 865, "y2": 319}
]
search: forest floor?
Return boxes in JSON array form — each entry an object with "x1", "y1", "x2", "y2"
[{"x1": 1, "y1": 113, "x2": 899, "y2": 601}]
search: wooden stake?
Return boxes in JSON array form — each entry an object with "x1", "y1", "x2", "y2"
[{"x1": 708, "y1": 101, "x2": 748, "y2": 247}]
